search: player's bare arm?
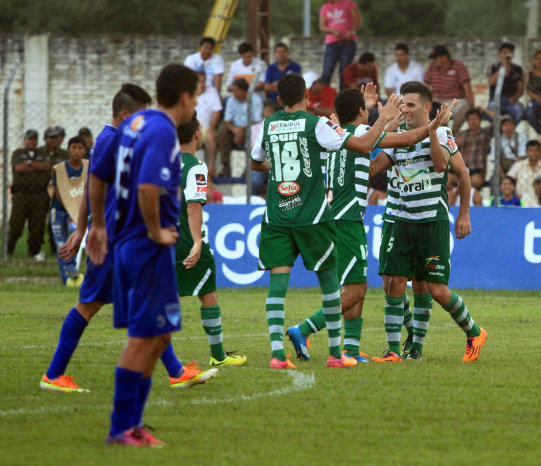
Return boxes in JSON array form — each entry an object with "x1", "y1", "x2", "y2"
[
  {"x1": 449, "y1": 151, "x2": 472, "y2": 240},
  {"x1": 87, "y1": 174, "x2": 108, "y2": 265},
  {"x1": 368, "y1": 151, "x2": 392, "y2": 179},
  {"x1": 428, "y1": 130, "x2": 451, "y2": 173},
  {"x1": 138, "y1": 184, "x2": 179, "y2": 246},
  {"x1": 346, "y1": 94, "x2": 402, "y2": 154},
  {"x1": 58, "y1": 182, "x2": 89, "y2": 260},
  {"x1": 184, "y1": 202, "x2": 203, "y2": 269}
]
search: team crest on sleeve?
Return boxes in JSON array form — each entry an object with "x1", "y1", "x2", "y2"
[
  {"x1": 195, "y1": 174, "x2": 206, "y2": 185},
  {"x1": 326, "y1": 119, "x2": 345, "y2": 136},
  {"x1": 160, "y1": 167, "x2": 171, "y2": 181},
  {"x1": 446, "y1": 129, "x2": 456, "y2": 151},
  {"x1": 130, "y1": 115, "x2": 145, "y2": 132}
]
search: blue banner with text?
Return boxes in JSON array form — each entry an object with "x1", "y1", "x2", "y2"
[{"x1": 201, "y1": 205, "x2": 541, "y2": 290}]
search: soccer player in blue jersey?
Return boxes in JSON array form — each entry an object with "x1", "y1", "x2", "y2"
[{"x1": 88, "y1": 64, "x2": 199, "y2": 446}]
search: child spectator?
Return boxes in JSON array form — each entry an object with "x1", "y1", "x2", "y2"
[
  {"x1": 49, "y1": 136, "x2": 88, "y2": 286},
  {"x1": 490, "y1": 176, "x2": 523, "y2": 207},
  {"x1": 507, "y1": 140, "x2": 541, "y2": 198}
]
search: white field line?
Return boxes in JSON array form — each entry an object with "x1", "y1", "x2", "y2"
[
  {"x1": 0, "y1": 371, "x2": 315, "y2": 418},
  {"x1": 4, "y1": 324, "x2": 455, "y2": 351}
]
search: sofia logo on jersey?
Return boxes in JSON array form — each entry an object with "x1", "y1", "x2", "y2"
[
  {"x1": 278, "y1": 181, "x2": 300, "y2": 196},
  {"x1": 268, "y1": 120, "x2": 306, "y2": 134}
]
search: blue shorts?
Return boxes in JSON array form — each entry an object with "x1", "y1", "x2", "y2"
[
  {"x1": 79, "y1": 246, "x2": 114, "y2": 304},
  {"x1": 113, "y1": 236, "x2": 181, "y2": 337}
]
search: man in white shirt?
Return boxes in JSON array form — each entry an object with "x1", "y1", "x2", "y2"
[
  {"x1": 195, "y1": 72, "x2": 223, "y2": 176},
  {"x1": 184, "y1": 37, "x2": 225, "y2": 95},
  {"x1": 227, "y1": 42, "x2": 267, "y2": 100},
  {"x1": 384, "y1": 43, "x2": 424, "y2": 97},
  {"x1": 489, "y1": 114, "x2": 528, "y2": 174}
]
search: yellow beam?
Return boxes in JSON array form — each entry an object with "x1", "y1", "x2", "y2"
[{"x1": 202, "y1": 0, "x2": 238, "y2": 53}]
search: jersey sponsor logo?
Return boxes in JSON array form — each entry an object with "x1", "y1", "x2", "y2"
[
  {"x1": 425, "y1": 255, "x2": 445, "y2": 270},
  {"x1": 278, "y1": 195, "x2": 302, "y2": 211},
  {"x1": 161, "y1": 167, "x2": 171, "y2": 181},
  {"x1": 391, "y1": 167, "x2": 432, "y2": 194},
  {"x1": 326, "y1": 120, "x2": 345, "y2": 136},
  {"x1": 299, "y1": 136, "x2": 312, "y2": 177},
  {"x1": 277, "y1": 181, "x2": 300, "y2": 196},
  {"x1": 130, "y1": 115, "x2": 145, "y2": 132},
  {"x1": 337, "y1": 149, "x2": 347, "y2": 186},
  {"x1": 268, "y1": 119, "x2": 306, "y2": 135},
  {"x1": 195, "y1": 174, "x2": 206, "y2": 185},
  {"x1": 446, "y1": 129, "x2": 456, "y2": 151},
  {"x1": 196, "y1": 186, "x2": 207, "y2": 193}
]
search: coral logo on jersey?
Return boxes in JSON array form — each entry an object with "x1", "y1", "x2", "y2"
[
  {"x1": 268, "y1": 119, "x2": 306, "y2": 135},
  {"x1": 278, "y1": 181, "x2": 300, "y2": 196},
  {"x1": 160, "y1": 167, "x2": 171, "y2": 181},
  {"x1": 130, "y1": 115, "x2": 145, "y2": 132},
  {"x1": 393, "y1": 167, "x2": 432, "y2": 193}
]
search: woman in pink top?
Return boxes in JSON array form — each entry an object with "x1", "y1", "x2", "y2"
[{"x1": 319, "y1": 0, "x2": 362, "y2": 91}]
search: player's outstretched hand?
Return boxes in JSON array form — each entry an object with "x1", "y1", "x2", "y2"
[
  {"x1": 360, "y1": 82, "x2": 378, "y2": 111},
  {"x1": 148, "y1": 226, "x2": 179, "y2": 247},
  {"x1": 378, "y1": 94, "x2": 402, "y2": 122},
  {"x1": 183, "y1": 241, "x2": 202, "y2": 269},
  {"x1": 87, "y1": 226, "x2": 108, "y2": 265},
  {"x1": 455, "y1": 213, "x2": 471, "y2": 240},
  {"x1": 428, "y1": 100, "x2": 458, "y2": 131},
  {"x1": 329, "y1": 113, "x2": 340, "y2": 126},
  {"x1": 58, "y1": 230, "x2": 84, "y2": 260}
]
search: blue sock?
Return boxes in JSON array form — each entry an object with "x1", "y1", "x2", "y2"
[
  {"x1": 132, "y1": 377, "x2": 152, "y2": 428},
  {"x1": 46, "y1": 308, "x2": 88, "y2": 380},
  {"x1": 160, "y1": 343, "x2": 183, "y2": 378},
  {"x1": 110, "y1": 367, "x2": 142, "y2": 437}
]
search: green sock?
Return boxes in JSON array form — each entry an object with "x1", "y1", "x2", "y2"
[
  {"x1": 299, "y1": 308, "x2": 326, "y2": 337},
  {"x1": 201, "y1": 305, "x2": 226, "y2": 361},
  {"x1": 316, "y1": 268, "x2": 342, "y2": 359},
  {"x1": 444, "y1": 291, "x2": 481, "y2": 338},
  {"x1": 402, "y1": 294, "x2": 413, "y2": 337},
  {"x1": 266, "y1": 273, "x2": 290, "y2": 361},
  {"x1": 385, "y1": 295, "x2": 404, "y2": 354},
  {"x1": 343, "y1": 317, "x2": 363, "y2": 356},
  {"x1": 412, "y1": 293, "x2": 432, "y2": 354}
]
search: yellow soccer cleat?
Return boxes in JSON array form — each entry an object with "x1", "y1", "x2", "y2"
[
  {"x1": 169, "y1": 362, "x2": 218, "y2": 388},
  {"x1": 210, "y1": 351, "x2": 247, "y2": 367}
]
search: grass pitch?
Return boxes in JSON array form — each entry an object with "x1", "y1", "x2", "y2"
[{"x1": 1, "y1": 284, "x2": 540, "y2": 465}]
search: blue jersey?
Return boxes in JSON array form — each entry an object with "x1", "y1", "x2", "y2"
[
  {"x1": 88, "y1": 124, "x2": 118, "y2": 239},
  {"x1": 91, "y1": 109, "x2": 181, "y2": 244}
]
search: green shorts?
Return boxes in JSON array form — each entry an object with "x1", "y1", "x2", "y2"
[
  {"x1": 176, "y1": 241, "x2": 217, "y2": 297},
  {"x1": 378, "y1": 220, "x2": 395, "y2": 275},
  {"x1": 258, "y1": 221, "x2": 337, "y2": 271},
  {"x1": 335, "y1": 220, "x2": 367, "y2": 285},
  {"x1": 383, "y1": 219, "x2": 451, "y2": 284}
]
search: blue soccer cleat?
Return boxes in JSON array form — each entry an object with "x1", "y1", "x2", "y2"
[
  {"x1": 343, "y1": 350, "x2": 370, "y2": 363},
  {"x1": 286, "y1": 325, "x2": 311, "y2": 361}
]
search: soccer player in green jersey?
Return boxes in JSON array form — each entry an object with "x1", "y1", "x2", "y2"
[
  {"x1": 286, "y1": 84, "x2": 452, "y2": 364},
  {"x1": 370, "y1": 82, "x2": 487, "y2": 363},
  {"x1": 250, "y1": 73, "x2": 406, "y2": 368},
  {"x1": 164, "y1": 113, "x2": 247, "y2": 375}
]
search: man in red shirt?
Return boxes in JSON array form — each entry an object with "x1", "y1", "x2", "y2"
[
  {"x1": 344, "y1": 52, "x2": 379, "y2": 91},
  {"x1": 424, "y1": 45, "x2": 474, "y2": 133},
  {"x1": 303, "y1": 71, "x2": 337, "y2": 118}
]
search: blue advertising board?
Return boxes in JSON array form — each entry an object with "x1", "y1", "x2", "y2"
[{"x1": 202, "y1": 205, "x2": 541, "y2": 290}]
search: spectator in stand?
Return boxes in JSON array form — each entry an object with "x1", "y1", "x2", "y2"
[
  {"x1": 507, "y1": 139, "x2": 541, "y2": 199},
  {"x1": 488, "y1": 42, "x2": 524, "y2": 123},
  {"x1": 489, "y1": 114, "x2": 527, "y2": 174},
  {"x1": 217, "y1": 78, "x2": 263, "y2": 177},
  {"x1": 227, "y1": 42, "x2": 267, "y2": 100},
  {"x1": 344, "y1": 52, "x2": 379, "y2": 90},
  {"x1": 78, "y1": 127, "x2": 93, "y2": 159},
  {"x1": 55, "y1": 126, "x2": 66, "y2": 148},
  {"x1": 184, "y1": 37, "x2": 225, "y2": 95},
  {"x1": 455, "y1": 107, "x2": 493, "y2": 174},
  {"x1": 491, "y1": 175, "x2": 523, "y2": 207},
  {"x1": 522, "y1": 174, "x2": 541, "y2": 207},
  {"x1": 195, "y1": 71, "x2": 223, "y2": 176},
  {"x1": 206, "y1": 177, "x2": 223, "y2": 204},
  {"x1": 265, "y1": 43, "x2": 301, "y2": 102},
  {"x1": 319, "y1": 0, "x2": 362, "y2": 91},
  {"x1": 424, "y1": 44, "x2": 474, "y2": 133},
  {"x1": 448, "y1": 169, "x2": 483, "y2": 207},
  {"x1": 7, "y1": 130, "x2": 51, "y2": 260},
  {"x1": 304, "y1": 71, "x2": 337, "y2": 118},
  {"x1": 524, "y1": 49, "x2": 541, "y2": 134},
  {"x1": 384, "y1": 43, "x2": 424, "y2": 97},
  {"x1": 49, "y1": 136, "x2": 88, "y2": 286}
]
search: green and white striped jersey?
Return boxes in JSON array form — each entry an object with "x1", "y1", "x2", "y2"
[
  {"x1": 251, "y1": 110, "x2": 351, "y2": 226},
  {"x1": 327, "y1": 124, "x2": 385, "y2": 222},
  {"x1": 383, "y1": 126, "x2": 458, "y2": 223}
]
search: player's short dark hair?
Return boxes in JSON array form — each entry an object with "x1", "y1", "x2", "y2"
[
  {"x1": 67, "y1": 136, "x2": 86, "y2": 148},
  {"x1": 499, "y1": 42, "x2": 515, "y2": 53},
  {"x1": 335, "y1": 89, "x2": 365, "y2": 125},
  {"x1": 502, "y1": 175, "x2": 517, "y2": 187},
  {"x1": 275, "y1": 42, "x2": 289, "y2": 51},
  {"x1": 263, "y1": 99, "x2": 283, "y2": 112},
  {"x1": 112, "y1": 83, "x2": 152, "y2": 118},
  {"x1": 359, "y1": 52, "x2": 375, "y2": 64},
  {"x1": 466, "y1": 108, "x2": 482, "y2": 119},
  {"x1": 156, "y1": 64, "x2": 198, "y2": 108},
  {"x1": 401, "y1": 81, "x2": 432, "y2": 103},
  {"x1": 527, "y1": 139, "x2": 541, "y2": 149},
  {"x1": 395, "y1": 43, "x2": 409, "y2": 54},
  {"x1": 469, "y1": 168, "x2": 485, "y2": 177},
  {"x1": 232, "y1": 78, "x2": 249, "y2": 91},
  {"x1": 200, "y1": 36, "x2": 216, "y2": 48},
  {"x1": 177, "y1": 111, "x2": 200, "y2": 145},
  {"x1": 277, "y1": 73, "x2": 305, "y2": 107},
  {"x1": 238, "y1": 42, "x2": 254, "y2": 55}
]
